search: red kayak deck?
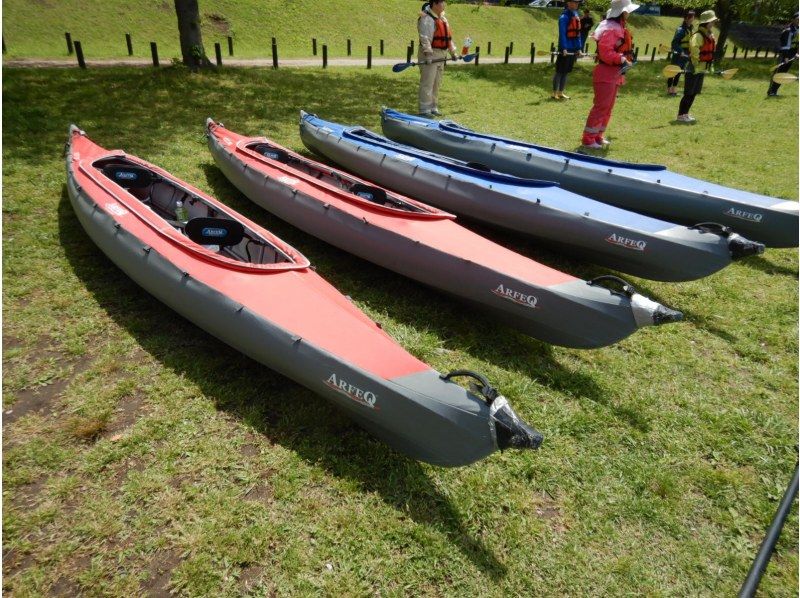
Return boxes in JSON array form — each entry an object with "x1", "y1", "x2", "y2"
[
  {"x1": 211, "y1": 124, "x2": 577, "y2": 289},
  {"x1": 69, "y1": 130, "x2": 430, "y2": 380}
]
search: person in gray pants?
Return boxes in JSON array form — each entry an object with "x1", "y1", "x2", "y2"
[{"x1": 418, "y1": 0, "x2": 457, "y2": 116}]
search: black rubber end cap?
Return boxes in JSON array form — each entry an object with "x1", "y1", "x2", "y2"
[
  {"x1": 493, "y1": 403, "x2": 543, "y2": 451},
  {"x1": 653, "y1": 306, "x2": 684, "y2": 325},
  {"x1": 729, "y1": 235, "x2": 766, "y2": 260}
]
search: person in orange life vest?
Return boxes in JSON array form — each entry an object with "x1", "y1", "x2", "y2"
[
  {"x1": 418, "y1": 0, "x2": 458, "y2": 117},
  {"x1": 677, "y1": 10, "x2": 718, "y2": 123},
  {"x1": 580, "y1": 0, "x2": 637, "y2": 150},
  {"x1": 552, "y1": 0, "x2": 584, "y2": 100}
]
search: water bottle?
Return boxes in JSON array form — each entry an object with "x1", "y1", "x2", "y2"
[
  {"x1": 175, "y1": 199, "x2": 188, "y2": 223},
  {"x1": 461, "y1": 36, "x2": 472, "y2": 56}
]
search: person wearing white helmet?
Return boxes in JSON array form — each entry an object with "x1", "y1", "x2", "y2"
[{"x1": 580, "y1": 0, "x2": 638, "y2": 150}]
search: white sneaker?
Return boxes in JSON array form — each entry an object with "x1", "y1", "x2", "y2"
[
  {"x1": 430, "y1": 108, "x2": 442, "y2": 116},
  {"x1": 599, "y1": 138, "x2": 611, "y2": 147},
  {"x1": 676, "y1": 114, "x2": 696, "y2": 123},
  {"x1": 581, "y1": 142, "x2": 603, "y2": 150}
]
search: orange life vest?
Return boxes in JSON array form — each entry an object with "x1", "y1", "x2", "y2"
[
  {"x1": 618, "y1": 28, "x2": 634, "y2": 61},
  {"x1": 566, "y1": 15, "x2": 581, "y2": 39},
  {"x1": 430, "y1": 15, "x2": 452, "y2": 50},
  {"x1": 699, "y1": 30, "x2": 716, "y2": 62}
]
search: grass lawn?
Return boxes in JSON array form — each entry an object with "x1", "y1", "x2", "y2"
[
  {"x1": 1, "y1": 0, "x2": 684, "y2": 61},
  {"x1": 3, "y1": 56, "x2": 798, "y2": 596}
]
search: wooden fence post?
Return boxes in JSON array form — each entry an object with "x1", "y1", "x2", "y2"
[
  {"x1": 150, "y1": 41, "x2": 159, "y2": 67},
  {"x1": 125, "y1": 33, "x2": 133, "y2": 56},
  {"x1": 228, "y1": 36, "x2": 233, "y2": 56},
  {"x1": 530, "y1": 42, "x2": 535, "y2": 64},
  {"x1": 75, "y1": 41, "x2": 86, "y2": 68},
  {"x1": 407, "y1": 45, "x2": 412, "y2": 62},
  {"x1": 367, "y1": 45, "x2": 372, "y2": 69},
  {"x1": 65, "y1": 32, "x2": 73, "y2": 55},
  {"x1": 322, "y1": 44, "x2": 327, "y2": 68},
  {"x1": 347, "y1": 38, "x2": 351, "y2": 56},
  {"x1": 504, "y1": 46, "x2": 509, "y2": 64},
  {"x1": 475, "y1": 46, "x2": 479, "y2": 65},
  {"x1": 214, "y1": 42, "x2": 222, "y2": 66},
  {"x1": 509, "y1": 41, "x2": 514, "y2": 55},
  {"x1": 312, "y1": 38, "x2": 317, "y2": 56},
  {"x1": 487, "y1": 41, "x2": 492, "y2": 55},
  {"x1": 272, "y1": 37, "x2": 278, "y2": 68},
  {"x1": 380, "y1": 39, "x2": 384, "y2": 56}
]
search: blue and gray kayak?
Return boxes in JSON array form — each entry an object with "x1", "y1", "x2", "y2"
[
  {"x1": 299, "y1": 111, "x2": 763, "y2": 282},
  {"x1": 380, "y1": 108, "x2": 798, "y2": 248}
]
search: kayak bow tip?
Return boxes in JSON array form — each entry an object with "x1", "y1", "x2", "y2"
[
  {"x1": 631, "y1": 293, "x2": 683, "y2": 328},
  {"x1": 728, "y1": 233, "x2": 766, "y2": 260},
  {"x1": 491, "y1": 397, "x2": 543, "y2": 451}
]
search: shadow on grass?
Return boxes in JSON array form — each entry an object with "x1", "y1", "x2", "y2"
[
  {"x1": 56, "y1": 185, "x2": 512, "y2": 578},
  {"x1": 738, "y1": 254, "x2": 799, "y2": 278}
]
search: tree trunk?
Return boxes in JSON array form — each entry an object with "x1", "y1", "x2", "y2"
[{"x1": 174, "y1": 0, "x2": 212, "y2": 69}]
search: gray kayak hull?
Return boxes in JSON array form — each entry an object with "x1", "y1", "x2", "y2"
[
  {"x1": 207, "y1": 121, "x2": 687, "y2": 348},
  {"x1": 299, "y1": 112, "x2": 759, "y2": 282},
  {"x1": 66, "y1": 125, "x2": 539, "y2": 467},
  {"x1": 380, "y1": 108, "x2": 798, "y2": 248}
]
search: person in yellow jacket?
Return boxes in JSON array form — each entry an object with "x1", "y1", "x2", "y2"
[
  {"x1": 418, "y1": 0, "x2": 458, "y2": 117},
  {"x1": 676, "y1": 10, "x2": 718, "y2": 123}
]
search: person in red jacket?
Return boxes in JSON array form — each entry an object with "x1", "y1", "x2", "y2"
[{"x1": 580, "y1": 0, "x2": 638, "y2": 150}]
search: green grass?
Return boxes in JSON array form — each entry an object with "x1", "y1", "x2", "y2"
[
  {"x1": 2, "y1": 0, "x2": 683, "y2": 60},
  {"x1": 3, "y1": 58, "x2": 798, "y2": 596}
]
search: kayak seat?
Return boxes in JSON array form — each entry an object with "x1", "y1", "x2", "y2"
[
  {"x1": 185, "y1": 217, "x2": 245, "y2": 248},
  {"x1": 350, "y1": 183, "x2": 387, "y2": 205},
  {"x1": 253, "y1": 144, "x2": 290, "y2": 163}
]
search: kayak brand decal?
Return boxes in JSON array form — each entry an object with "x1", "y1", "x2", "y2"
[
  {"x1": 105, "y1": 203, "x2": 129, "y2": 217},
  {"x1": 325, "y1": 373, "x2": 378, "y2": 409},
  {"x1": 605, "y1": 232, "x2": 647, "y2": 251},
  {"x1": 492, "y1": 284, "x2": 539, "y2": 308},
  {"x1": 724, "y1": 207, "x2": 763, "y2": 223}
]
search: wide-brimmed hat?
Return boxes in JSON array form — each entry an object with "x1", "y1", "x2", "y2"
[
  {"x1": 607, "y1": 0, "x2": 640, "y2": 18},
  {"x1": 698, "y1": 10, "x2": 719, "y2": 24}
]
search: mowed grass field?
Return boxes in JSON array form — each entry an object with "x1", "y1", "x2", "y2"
[
  {"x1": 3, "y1": 55, "x2": 798, "y2": 596},
  {"x1": 1, "y1": 0, "x2": 683, "y2": 60}
]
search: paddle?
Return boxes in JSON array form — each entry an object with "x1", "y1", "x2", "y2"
[
  {"x1": 661, "y1": 64, "x2": 738, "y2": 80},
  {"x1": 770, "y1": 54, "x2": 799, "y2": 72},
  {"x1": 392, "y1": 53, "x2": 477, "y2": 73},
  {"x1": 772, "y1": 72, "x2": 799, "y2": 84},
  {"x1": 536, "y1": 50, "x2": 584, "y2": 56}
]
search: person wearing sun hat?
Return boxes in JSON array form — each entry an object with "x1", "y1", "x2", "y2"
[
  {"x1": 580, "y1": 0, "x2": 638, "y2": 150},
  {"x1": 676, "y1": 9, "x2": 718, "y2": 123},
  {"x1": 417, "y1": 0, "x2": 458, "y2": 117},
  {"x1": 767, "y1": 12, "x2": 799, "y2": 97}
]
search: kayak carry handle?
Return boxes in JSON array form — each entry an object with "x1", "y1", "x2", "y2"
[
  {"x1": 587, "y1": 275, "x2": 636, "y2": 298},
  {"x1": 440, "y1": 370, "x2": 500, "y2": 403}
]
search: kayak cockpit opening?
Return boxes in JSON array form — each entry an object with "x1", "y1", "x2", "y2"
[
  {"x1": 94, "y1": 157, "x2": 295, "y2": 266},
  {"x1": 245, "y1": 142, "x2": 428, "y2": 214}
]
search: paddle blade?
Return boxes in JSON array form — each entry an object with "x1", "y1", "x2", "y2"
[
  {"x1": 392, "y1": 62, "x2": 412, "y2": 73},
  {"x1": 720, "y1": 68, "x2": 738, "y2": 80},
  {"x1": 662, "y1": 64, "x2": 682, "y2": 78},
  {"x1": 773, "y1": 72, "x2": 799, "y2": 84},
  {"x1": 461, "y1": 52, "x2": 476, "y2": 63},
  {"x1": 658, "y1": 43, "x2": 671, "y2": 53}
]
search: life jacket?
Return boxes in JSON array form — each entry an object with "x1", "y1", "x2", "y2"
[
  {"x1": 699, "y1": 29, "x2": 715, "y2": 63},
  {"x1": 566, "y1": 14, "x2": 581, "y2": 39},
  {"x1": 618, "y1": 28, "x2": 634, "y2": 61},
  {"x1": 425, "y1": 12, "x2": 452, "y2": 50},
  {"x1": 678, "y1": 24, "x2": 692, "y2": 50}
]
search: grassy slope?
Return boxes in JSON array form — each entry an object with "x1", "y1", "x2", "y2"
[
  {"x1": 3, "y1": 58, "x2": 798, "y2": 596},
  {"x1": 2, "y1": 0, "x2": 681, "y2": 60}
]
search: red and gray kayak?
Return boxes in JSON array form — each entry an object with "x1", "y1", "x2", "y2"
[
  {"x1": 65, "y1": 125, "x2": 542, "y2": 467},
  {"x1": 207, "y1": 119, "x2": 682, "y2": 349}
]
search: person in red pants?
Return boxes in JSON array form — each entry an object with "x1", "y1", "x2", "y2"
[{"x1": 581, "y1": 0, "x2": 638, "y2": 150}]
